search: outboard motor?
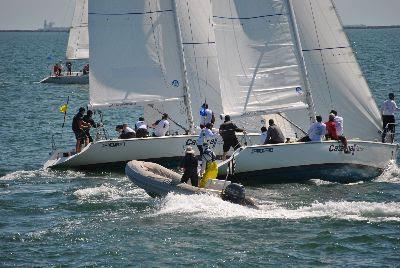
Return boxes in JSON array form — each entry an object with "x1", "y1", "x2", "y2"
[{"x1": 221, "y1": 183, "x2": 246, "y2": 204}]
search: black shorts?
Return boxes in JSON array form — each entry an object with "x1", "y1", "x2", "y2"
[
  {"x1": 74, "y1": 129, "x2": 87, "y2": 141},
  {"x1": 223, "y1": 138, "x2": 240, "y2": 153}
]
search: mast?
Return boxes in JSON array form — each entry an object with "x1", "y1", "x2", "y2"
[
  {"x1": 286, "y1": 0, "x2": 316, "y2": 123},
  {"x1": 171, "y1": 0, "x2": 195, "y2": 134}
]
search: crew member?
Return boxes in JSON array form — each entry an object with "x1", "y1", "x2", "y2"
[
  {"x1": 82, "y1": 110, "x2": 101, "y2": 143},
  {"x1": 219, "y1": 115, "x2": 244, "y2": 160},
  {"x1": 66, "y1": 61, "x2": 72, "y2": 75},
  {"x1": 381, "y1": 93, "x2": 399, "y2": 143},
  {"x1": 120, "y1": 123, "x2": 136, "y2": 139},
  {"x1": 260, "y1": 126, "x2": 268, "y2": 144},
  {"x1": 135, "y1": 117, "x2": 148, "y2": 138},
  {"x1": 152, "y1": 113, "x2": 170, "y2": 137},
  {"x1": 199, "y1": 103, "x2": 215, "y2": 127},
  {"x1": 264, "y1": 119, "x2": 285, "y2": 144},
  {"x1": 180, "y1": 146, "x2": 199, "y2": 187},
  {"x1": 299, "y1": 115, "x2": 326, "y2": 142},
  {"x1": 325, "y1": 114, "x2": 349, "y2": 153},
  {"x1": 196, "y1": 123, "x2": 214, "y2": 157},
  {"x1": 199, "y1": 143, "x2": 218, "y2": 188},
  {"x1": 72, "y1": 107, "x2": 91, "y2": 153}
]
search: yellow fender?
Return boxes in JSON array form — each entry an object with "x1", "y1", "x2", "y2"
[{"x1": 199, "y1": 161, "x2": 218, "y2": 188}]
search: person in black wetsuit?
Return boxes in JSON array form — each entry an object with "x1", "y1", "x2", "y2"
[
  {"x1": 219, "y1": 115, "x2": 244, "y2": 160},
  {"x1": 72, "y1": 107, "x2": 91, "y2": 153},
  {"x1": 180, "y1": 146, "x2": 199, "y2": 187}
]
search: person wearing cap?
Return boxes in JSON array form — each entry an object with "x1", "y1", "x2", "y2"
[
  {"x1": 199, "y1": 143, "x2": 218, "y2": 188},
  {"x1": 325, "y1": 113, "x2": 349, "y2": 153},
  {"x1": 199, "y1": 103, "x2": 215, "y2": 127},
  {"x1": 152, "y1": 113, "x2": 170, "y2": 137},
  {"x1": 381, "y1": 93, "x2": 399, "y2": 143},
  {"x1": 72, "y1": 107, "x2": 91, "y2": 153},
  {"x1": 299, "y1": 115, "x2": 326, "y2": 142},
  {"x1": 219, "y1": 115, "x2": 245, "y2": 160},
  {"x1": 180, "y1": 146, "x2": 199, "y2": 187},
  {"x1": 135, "y1": 117, "x2": 148, "y2": 138}
]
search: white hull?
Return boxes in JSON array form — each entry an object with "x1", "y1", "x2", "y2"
[
  {"x1": 40, "y1": 72, "x2": 89, "y2": 84},
  {"x1": 44, "y1": 133, "x2": 257, "y2": 169},
  {"x1": 218, "y1": 141, "x2": 398, "y2": 183}
]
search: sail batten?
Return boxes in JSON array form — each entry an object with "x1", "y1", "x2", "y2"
[{"x1": 66, "y1": 0, "x2": 89, "y2": 60}]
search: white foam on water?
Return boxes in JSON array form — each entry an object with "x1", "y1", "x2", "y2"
[
  {"x1": 309, "y1": 179, "x2": 337, "y2": 186},
  {"x1": 73, "y1": 183, "x2": 146, "y2": 201},
  {"x1": 0, "y1": 168, "x2": 86, "y2": 181},
  {"x1": 153, "y1": 193, "x2": 400, "y2": 222},
  {"x1": 375, "y1": 160, "x2": 400, "y2": 184}
]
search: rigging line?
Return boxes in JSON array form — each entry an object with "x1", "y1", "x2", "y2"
[
  {"x1": 147, "y1": 2, "x2": 169, "y2": 90},
  {"x1": 277, "y1": 112, "x2": 307, "y2": 135},
  {"x1": 147, "y1": 104, "x2": 189, "y2": 133},
  {"x1": 308, "y1": 0, "x2": 334, "y2": 107}
]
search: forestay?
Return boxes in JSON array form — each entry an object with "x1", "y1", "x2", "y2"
[
  {"x1": 66, "y1": 0, "x2": 89, "y2": 60},
  {"x1": 212, "y1": 0, "x2": 310, "y2": 121},
  {"x1": 292, "y1": 0, "x2": 382, "y2": 141},
  {"x1": 88, "y1": 0, "x2": 186, "y2": 109}
]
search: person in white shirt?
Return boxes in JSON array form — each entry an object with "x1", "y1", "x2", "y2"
[
  {"x1": 135, "y1": 117, "x2": 148, "y2": 138},
  {"x1": 381, "y1": 93, "x2": 399, "y2": 142},
  {"x1": 299, "y1": 115, "x2": 326, "y2": 142},
  {"x1": 260, "y1": 126, "x2": 268, "y2": 144},
  {"x1": 199, "y1": 103, "x2": 215, "y2": 127},
  {"x1": 196, "y1": 123, "x2": 215, "y2": 157},
  {"x1": 330, "y1": 110, "x2": 344, "y2": 136},
  {"x1": 152, "y1": 113, "x2": 170, "y2": 137}
]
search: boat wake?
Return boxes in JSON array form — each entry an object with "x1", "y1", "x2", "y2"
[
  {"x1": 153, "y1": 193, "x2": 400, "y2": 222},
  {"x1": 375, "y1": 160, "x2": 400, "y2": 183},
  {"x1": 73, "y1": 183, "x2": 148, "y2": 202},
  {"x1": 0, "y1": 168, "x2": 86, "y2": 181}
]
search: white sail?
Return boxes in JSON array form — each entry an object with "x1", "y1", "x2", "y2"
[
  {"x1": 145, "y1": 0, "x2": 224, "y2": 132},
  {"x1": 212, "y1": 0, "x2": 310, "y2": 123},
  {"x1": 66, "y1": 0, "x2": 89, "y2": 60},
  {"x1": 291, "y1": 0, "x2": 382, "y2": 141},
  {"x1": 88, "y1": 0, "x2": 187, "y2": 109}
]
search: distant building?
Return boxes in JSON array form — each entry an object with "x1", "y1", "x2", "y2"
[{"x1": 38, "y1": 20, "x2": 68, "y2": 32}]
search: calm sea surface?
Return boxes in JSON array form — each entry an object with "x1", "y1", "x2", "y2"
[{"x1": 0, "y1": 30, "x2": 399, "y2": 267}]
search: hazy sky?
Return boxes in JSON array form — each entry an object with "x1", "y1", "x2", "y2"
[{"x1": 0, "y1": 0, "x2": 400, "y2": 30}]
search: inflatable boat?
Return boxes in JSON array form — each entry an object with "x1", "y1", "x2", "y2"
[{"x1": 125, "y1": 160, "x2": 257, "y2": 208}]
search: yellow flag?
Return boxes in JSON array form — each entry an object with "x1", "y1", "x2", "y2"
[{"x1": 59, "y1": 104, "x2": 68, "y2": 113}]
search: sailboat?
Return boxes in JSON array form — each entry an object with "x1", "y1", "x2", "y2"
[
  {"x1": 40, "y1": 0, "x2": 89, "y2": 85},
  {"x1": 44, "y1": 0, "x2": 259, "y2": 169},
  {"x1": 215, "y1": 0, "x2": 398, "y2": 182}
]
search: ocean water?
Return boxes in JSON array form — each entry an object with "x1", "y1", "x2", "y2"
[{"x1": 0, "y1": 29, "x2": 400, "y2": 266}]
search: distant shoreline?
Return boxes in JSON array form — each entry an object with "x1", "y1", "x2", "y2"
[
  {"x1": 1, "y1": 25, "x2": 399, "y2": 32},
  {"x1": 344, "y1": 25, "x2": 400, "y2": 29},
  {"x1": 0, "y1": 29, "x2": 69, "y2": 32}
]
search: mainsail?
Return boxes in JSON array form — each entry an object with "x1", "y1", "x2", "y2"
[
  {"x1": 291, "y1": 0, "x2": 382, "y2": 140},
  {"x1": 88, "y1": 0, "x2": 188, "y2": 109},
  {"x1": 66, "y1": 0, "x2": 89, "y2": 60}
]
